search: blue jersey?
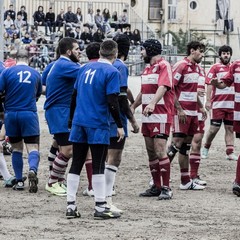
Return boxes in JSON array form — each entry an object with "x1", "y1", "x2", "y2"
[
  {"x1": 72, "y1": 59, "x2": 120, "y2": 130},
  {"x1": 41, "y1": 61, "x2": 55, "y2": 86},
  {"x1": 44, "y1": 56, "x2": 80, "y2": 110},
  {"x1": 0, "y1": 61, "x2": 5, "y2": 74},
  {"x1": 110, "y1": 59, "x2": 129, "y2": 137},
  {"x1": 0, "y1": 63, "x2": 42, "y2": 112}
]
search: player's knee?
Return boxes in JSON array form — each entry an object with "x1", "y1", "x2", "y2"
[
  {"x1": 179, "y1": 143, "x2": 191, "y2": 156},
  {"x1": 167, "y1": 143, "x2": 180, "y2": 158}
]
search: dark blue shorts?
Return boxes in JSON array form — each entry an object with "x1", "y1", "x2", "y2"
[{"x1": 5, "y1": 111, "x2": 40, "y2": 137}]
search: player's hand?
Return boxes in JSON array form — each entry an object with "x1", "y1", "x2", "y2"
[
  {"x1": 177, "y1": 109, "x2": 187, "y2": 124},
  {"x1": 197, "y1": 88, "x2": 205, "y2": 97},
  {"x1": 205, "y1": 101, "x2": 211, "y2": 111},
  {"x1": 200, "y1": 108, "x2": 207, "y2": 121},
  {"x1": 117, "y1": 128, "x2": 125, "y2": 142},
  {"x1": 143, "y1": 103, "x2": 155, "y2": 117},
  {"x1": 210, "y1": 78, "x2": 219, "y2": 86},
  {"x1": 131, "y1": 121, "x2": 139, "y2": 133}
]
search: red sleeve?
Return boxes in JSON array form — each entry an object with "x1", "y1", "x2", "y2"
[
  {"x1": 158, "y1": 61, "x2": 172, "y2": 89},
  {"x1": 172, "y1": 61, "x2": 184, "y2": 86},
  {"x1": 205, "y1": 65, "x2": 217, "y2": 84},
  {"x1": 221, "y1": 64, "x2": 234, "y2": 87}
]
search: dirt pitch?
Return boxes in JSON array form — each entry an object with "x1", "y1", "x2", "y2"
[{"x1": 0, "y1": 76, "x2": 239, "y2": 240}]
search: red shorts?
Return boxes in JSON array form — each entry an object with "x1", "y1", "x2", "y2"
[
  {"x1": 142, "y1": 123, "x2": 171, "y2": 138},
  {"x1": 210, "y1": 109, "x2": 233, "y2": 121},
  {"x1": 234, "y1": 121, "x2": 240, "y2": 133},
  {"x1": 172, "y1": 115, "x2": 199, "y2": 136},
  {"x1": 196, "y1": 120, "x2": 205, "y2": 134}
]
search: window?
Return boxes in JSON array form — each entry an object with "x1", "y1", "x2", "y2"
[
  {"x1": 148, "y1": 0, "x2": 162, "y2": 20},
  {"x1": 168, "y1": 0, "x2": 177, "y2": 21},
  {"x1": 189, "y1": 1, "x2": 198, "y2": 10}
]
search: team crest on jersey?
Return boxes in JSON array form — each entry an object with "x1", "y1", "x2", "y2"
[
  {"x1": 174, "y1": 72, "x2": 181, "y2": 80},
  {"x1": 219, "y1": 67, "x2": 225, "y2": 71},
  {"x1": 208, "y1": 73, "x2": 213, "y2": 78}
]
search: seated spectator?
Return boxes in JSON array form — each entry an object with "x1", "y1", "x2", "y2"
[
  {"x1": 4, "y1": 4, "x2": 16, "y2": 21},
  {"x1": 102, "y1": 8, "x2": 111, "y2": 34},
  {"x1": 26, "y1": 40, "x2": 39, "y2": 68},
  {"x1": 74, "y1": 26, "x2": 84, "y2": 50},
  {"x1": 65, "y1": 27, "x2": 75, "y2": 38},
  {"x1": 17, "y1": 6, "x2": 28, "y2": 23},
  {"x1": 123, "y1": 26, "x2": 132, "y2": 39},
  {"x1": 131, "y1": 29, "x2": 141, "y2": 45},
  {"x1": 45, "y1": 7, "x2": 56, "y2": 35},
  {"x1": 4, "y1": 15, "x2": 14, "y2": 30},
  {"x1": 33, "y1": 6, "x2": 45, "y2": 31},
  {"x1": 29, "y1": 26, "x2": 38, "y2": 40},
  {"x1": 21, "y1": 32, "x2": 32, "y2": 44},
  {"x1": 92, "y1": 28, "x2": 105, "y2": 42},
  {"x1": 14, "y1": 14, "x2": 26, "y2": 31},
  {"x1": 84, "y1": 8, "x2": 97, "y2": 31},
  {"x1": 65, "y1": 6, "x2": 78, "y2": 28},
  {"x1": 118, "y1": 9, "x2": 131, "y2": 31},
  {"x1": 39, "y1": 44, "x2": 50, "y2": 69},
  {"x1": 80, "y1": 26, "x2": 93, "y2": 44},
  {"x1": 56, "y1": 9, "x2": 66, "y2": 32},
  {"x1": 36, "y1": 35, "x2": 48, "y2": 45},
  {"x1": 76, "y1": 7, "x2": 83, "y2": 27},
  {"x1": 94, "y1": 9, "x2": 103, "y2": 31},
  {"x1": 11, "y1": 33, "x2": 20, "y2": 46},
  {"x1": 6, "y1": 24, "x2": 19, "y2": 38},
  {"x1": 3, "y1": 32, "x2": 11, "y2": 48},
  {"x1": 110, "y1": 11, "x2": 119, "y2": 30},
  {"x1": 112, "y1": 27, "x2": 123, "y2": 38}
]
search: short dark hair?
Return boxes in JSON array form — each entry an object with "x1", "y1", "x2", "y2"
[
  {"x1": 58, "y1": 37, "x2": 78, "y2": 55},
  {"x1": 218, "y1": 45, "x2": 232, "y2": 56},
  {"x1": 187, "y1": 41, "x2": 205, "y2": 56},
  {"x1": 86, "y1": 42, "x2": 100, "y2": 60},
  {"x1": 100, "y1": 40, "x2": 118, "y2": 59}
]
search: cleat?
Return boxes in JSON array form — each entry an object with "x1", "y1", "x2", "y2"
[
  {"x1": 201, "y1": 147, "x2": 209, "y2": 159},
  {"x1": 28, "y1": 170, "x2": 38, "y2": 193},
  {"x1": 233, "y1": 182, "x2": 240, "y2": 197},
  {"x1": 2, "y1": 139, "x2": 13, "y2": 154},
  {"x1": 158, "y1": 186, "x2": 173, "y2": 200},
  {"x1": 45, "y1": 182, "x2": 66, "y2": 196},
  {"x1": 106, "y1": 197, "x2": 123, "y2": 214},
  {"x1": 180, "y1": 180, "x2": 205, "y2": 190},
  {"x1": 82, "y1": 187, "x2": 94, "y2": 197},
  {"x1": 139, "y1": 185, "x2": 161, "y2": 197},
  {"x1": 94, "y1": 207, "x2": 121, "y2": 220},
  {"x1": 13, "y1": 180, "x2": 24, "y2": 191},
  {"x1": 3, "y1": 176, "x2": 16, "y2": 188},
  {"x1": 192, "y1": 177, "x2": 207, "y2": 186},
  {"x1": 59, "y1": 181, "x2": 67, "y2": 191},
  {"x1": 66, "y1": 207, "x2": 81, "y2": 219},
  {"x1": 226, "y1": 153, "x2": 238, "y2": 161}
]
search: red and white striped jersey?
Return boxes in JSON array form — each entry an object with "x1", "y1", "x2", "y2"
[
  {"x1": 206, "y1": 62, "x2": 234, "y2": 110},
  {"x1": 141, "y1": 58, "x2": 174, "y2": 124},
  {"x1": 173, "y1": 57, "x2": 201, "y2": 116},
  {"x1": 221, "y1": 60, "x2": 240, "y2": 121}
]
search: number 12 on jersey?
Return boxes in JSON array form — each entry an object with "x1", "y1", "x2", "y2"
[
  {"x1": 84, "y1": 69, "x2": 96, "y2": 85},
  {"x1": 17, "y1": 70, "x2": 31, "y2": 84}
]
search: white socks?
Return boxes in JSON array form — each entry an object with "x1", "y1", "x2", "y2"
[
  {"x1": 0, "y1": 153, "x2": 12, "y2": 180},
  {"x1": 105, "y1": 165, "x2": 118, "y2": 197},
  {"x1": 67, "y1": 173, "x2": 80, "y2": 202}
]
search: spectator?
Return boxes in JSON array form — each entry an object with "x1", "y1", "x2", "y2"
[
  {"x1": 65, "y1": 6, "x2": 78, "y2": 28},
  {"x1": 56, "y1": 9, "x2": 66, "y2": 32},
  {"x1": 74, "y1": 26, "x2": 84, "y2": 50},
  {"x1": 65, "y1": 27, "x2": 75, "y2": 38},
  {"x1": 4, "y1": 4, "x2": 16, "y2": 21},
  {"x1": 27, "y1": 40, "x2": 39, "y2": 68},
  {"x1": 29, "y1": 26, "x2": 38, "y2": 40},
  {"x1": 123, "y1": 26, "x2": 132, "y2": 39},
  {"x1": 3, "y1": 32, "x2": 11, "y2": 49},
  {"x1": 131, "y1": 29, "x2": 141, "y2": 45},
  {"x1": 118, "y1": 9, "x2": 131, "y2": 31},
  {"x1": 17, "y1": 6, "x2": 28, "y2": 23},
  {"x1": 102, "y1": 8, "x2": 111, "y2": 34},
  {"x1": 14, "y1": 14, "x2": 26, "y2": 31},
  {"x1": 92, "y1": 28, "x2": 105, "y2": 42},
  {"x1": 85, "y1": 8, "x2": 97, "y2": 31},
  {"x1": 94, "y1": 9, "x2": 103, "y2": 31},
  {"x1": 45, "y1": 7, "x2": 56, "y2": 35},
  {"x1": 110, "y1": 11, "x2": 119, "y2": 31},
  {"x1": 6, "y1": 24, "x2": 19, "y2": 38},
  {"x1": 4, "y1": 15, "x2": 14, "y2": 30},
  {"x1": 33, "y1": 6, "x2": 45, "y2": 31},
  {"x1": 21, "y1": 32, "x2": 32, "y2": 44},
  {"x1": 76, "y1": 7, "x2": 83, "y2": 26},
  {"x1": 80, "y1": 26, "x2": 93, "y2": 44}
]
